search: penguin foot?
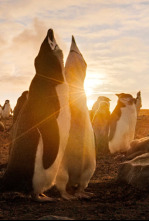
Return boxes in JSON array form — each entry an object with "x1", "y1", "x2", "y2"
[
  {"x1": 75, "y1": 192, "x2": 94, "y2": 199},
  {"x1": 32, "y1": 194, "x2": 56, "y2": 203},
  {"x1": 61, "y1": 193, "x2": 77, "y2": 201}
]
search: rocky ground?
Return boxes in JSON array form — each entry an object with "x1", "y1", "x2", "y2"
[{"x1": 0, "y1": 111, "x2": 149, "y2": 220}]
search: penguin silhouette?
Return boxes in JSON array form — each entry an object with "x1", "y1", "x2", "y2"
[
  {"x1": 13, "y1": 91, "x2": 29, "y2": 124},
  {"x1": 2, "y1": 29, "x2": 71, "y2": 202},
  {"x1": 56, "y1": 36, "x2": 96, "y2": 200}
]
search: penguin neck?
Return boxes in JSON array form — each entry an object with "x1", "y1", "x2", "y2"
[
  {"x1": 36, "y1": 71, "x2": 65, "y2": 85},
  {"x1": 68, "y1": 84, "x2": 87, "y2": 110}
]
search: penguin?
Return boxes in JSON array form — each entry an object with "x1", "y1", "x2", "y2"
[
  {"x1": 118, "y1": 152, "x2": 149, "y2": 190},
  {"x1": 56, "y1": 36, "x2": 96, "y2": 200},
  {"x1": 1, "y1": 29, "x2": 71, "y2": 202},
  {"x1": 2, "y1": 100, "x2": 12, "y2": 119},
  {"x1": 90, "y1": 96, "x2": 111, "y2": 121},
  {"x1": 13, "y1": 91, "x2": 29, "y2": 124},
  {"x1": 109, "y1": 93, "x2": 137, "y2": 154},
  {"x1": 126, "y1": 137, "x2": 149, "y2": 160},
  {"x1": 92, "y1": 97, "x2": 111, "y2": 154},
  {"x1": 135, "y1": 91, "x2": 142, "y2": 115}
]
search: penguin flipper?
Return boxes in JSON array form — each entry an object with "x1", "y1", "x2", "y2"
[
  {"x1": 109, "y1": 105, "x2": 123, "y2": 141},
  {"x1": 38, "y1": 118, "x2": 59, "y2": 170},
  {"x1": 109, "y1": 118, "x2": 118, "y2": 141}
]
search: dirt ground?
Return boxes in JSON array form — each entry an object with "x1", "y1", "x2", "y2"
[{"x1": 0, "y1": 110, "x2": 149, "y2": 220}]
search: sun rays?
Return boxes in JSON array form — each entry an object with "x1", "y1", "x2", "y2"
[{"x1": 84, "y1": 71, "x2": 106, "y2": 109}]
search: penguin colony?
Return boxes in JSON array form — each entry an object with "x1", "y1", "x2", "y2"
[{"x1": 0, "y1": 28, "x2": 144, "y2": 200}]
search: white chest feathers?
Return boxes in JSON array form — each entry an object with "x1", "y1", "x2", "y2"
[
  {"x1": 109, "y1": 104, "x2": 137, "y2": 154},
  {"x1": 32, "y1": 82, "x2": 71, "y2": 195},
  {"x1": 2, "y1": 104, "x2": 11, "y2": 119}
]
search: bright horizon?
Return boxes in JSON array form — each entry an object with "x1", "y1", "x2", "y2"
[{"x1": 0, "y1": 0, "x2": 149, "y2": 112}]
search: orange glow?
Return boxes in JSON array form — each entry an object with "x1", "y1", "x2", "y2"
[{"x1": 84, "y1": 71, "x2": 106, "y2": 109}]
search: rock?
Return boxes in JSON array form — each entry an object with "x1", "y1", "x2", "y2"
[
  {"x1": 118, "y1": 153, "x2": 149, "y2": 190},
  {"x1": 38, "y1": 216, "x2": 74, "y2": 220},
  {"x1": 126, "y1": 137, "x2": 149, "y2": 160}
]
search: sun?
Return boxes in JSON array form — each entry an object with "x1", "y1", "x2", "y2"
[
  {"x1": 84, "y1": 71, "x2": 105, "y2": 95},
  {"x1": 84, "y1": 70, "x2": 105, "y2": 109}
]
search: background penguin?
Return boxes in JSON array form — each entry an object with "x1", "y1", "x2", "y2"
[
  {"x1": 2, "y1": 29, "x2": 71, "y2": 202},
  {"x1": 135, "y1": 91, "x2": 142, "y2": 115},
  {"x1": 2, "y1": 100, "x2": 12, "y2": 119},
  {"x1": 109, "y1": 93, "x2": 137, "y2": 154},
  {"x1": 92, "y1": 97, "x2": 111, "y2": 155},
  {"x1": 56, "y1": 36, "x2": 96, "y2": 200},
  {"x1": 90, "y1": 96, "x2": 111, "y2": 121},
  {"x1": 13, "y1": 91, "x2": 29, "y2": 124}
]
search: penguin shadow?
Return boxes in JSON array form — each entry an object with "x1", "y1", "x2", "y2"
[{"x1": 46, "y1": 185, "x2": 95, "y2": 202}]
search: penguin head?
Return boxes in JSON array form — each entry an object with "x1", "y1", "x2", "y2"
[
  {"x1": 97, "y1": 96, "x2": 111, "y2": 108},
  {"x1": 35, "y1": 29, "x2": 64, "y2": 84},
  {"x1": 136, "y1": 91, "x2": 142, "y2": 113},
  {"x1": 21, "y1": 91, "x2": 29, "y2": 98},
  {"x1": 98, "y1": 101, "x2": 111, "y2": 114},
  {"x1": 65, "y1": 36, "x2": 87, "y2": 86},
  {"x1": 137, "y1": 91, "x2": 141, "y2": 99},
  {"x1": 92, "y1": 96, "x2": 111, "y2": 113},
  {"x1": 5, "y1": 100, "x2": 10, "y2": 104},
  {"x1": 116, "y1": 93, "x2": 136, "y2": 105},
  {"x1": 20, "y1": 91, "x2": 29, "y2": 102}
]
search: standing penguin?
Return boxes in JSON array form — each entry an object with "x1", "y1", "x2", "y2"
[
  {"x1": 90, "y1": 96, "x2": 111, "y2": 121},
  {"x1": 13, "y1": 91, "x2": 29, "y2": 124},
  {"x1": 2, "y1": 29, "x2": 71, "y2": 202},
  {"x1": 2, "y1": 100, "x2": 12, "y2": 119},
  {"x1": 56, "y1": 36, "x2": 96, "y2": 200},
  {"x1": 92, "y1": 97, "x2": 111, "y2": 154},
  {"x1": 109, "y1": 93, "x2": 137, "y2": 154},
  {"x1": 135, "y1": 91, "x2": 142, "y2": 115}
]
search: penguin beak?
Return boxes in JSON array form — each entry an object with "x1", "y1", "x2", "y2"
[
  {"x1": 70, "y1": 35, "x2": 81, "y2": 55},
  {"x1": 48, "y1": 29, "x2": 54, "y2": 42},
  {"x1": 70, "y1": 35, "x2": 87, "y2": 68},
  {"x1": 72, "y1": 36, "x2": 76, "y2": 45}
]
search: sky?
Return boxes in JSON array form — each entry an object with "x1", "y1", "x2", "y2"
[{"x1": 0, "y1": 0, "x2": 149, "y2": 111}]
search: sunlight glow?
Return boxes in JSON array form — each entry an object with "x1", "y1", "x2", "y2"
[
  {"x1": 84, "y1": 71, "x2": 105, "y2": 96},
  {"x1": 84, "y1": 70, "x2": 106, "y2": 109}
]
